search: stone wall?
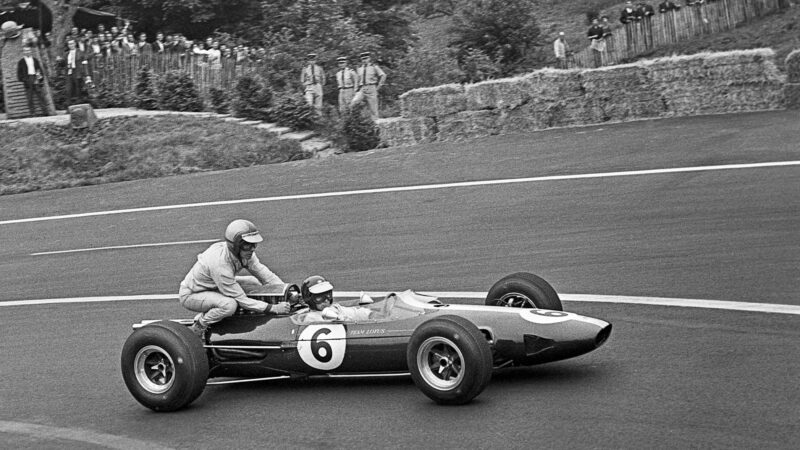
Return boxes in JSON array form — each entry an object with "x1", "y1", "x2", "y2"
[{"x1": 376, "y1": 48, "x2": 789, "y2": 147}]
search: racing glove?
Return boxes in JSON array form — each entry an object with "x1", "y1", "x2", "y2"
[{"x1": 266, "y1": 301, "x2": 290, "y2": 315}]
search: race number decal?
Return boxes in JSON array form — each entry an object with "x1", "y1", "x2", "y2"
[
  {"x1": 297, "y1": 324, "x2": 346, "y2": 370},
  {"x1": 520, "y1": 309, "x2": 574, "y2": 324}
]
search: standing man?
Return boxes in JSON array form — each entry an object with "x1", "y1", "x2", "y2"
[
  {"x1": 65, "y1": 38, "x2": 89, "y2": 107},
  {"x1": 587, "y1": 18, "x2": 606, "y2": 68},
  {"x1": 553, "y1": 32, "x2": 570, "y2": 69},
  {"x1": 17, "y1": 45, "x2": 47, "y2": 117},
  {"x1": 350, "y1": 51, "x2": 386, "y2": 120},
  {"x1": 334, "y1": 56, "x2": 358, "y2": 114},
  {"x1": 300, "y1": 53, "x2": 325, "y2": 115}
]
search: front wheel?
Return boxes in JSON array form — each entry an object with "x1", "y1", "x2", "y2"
[
  {"x1": 120, "y1": 320, "x2": 209, "y2": 412},
  {"x1": 485, "y1": 272, "x2": 563, "y2": 310},
  {"x1": 407, "y1": 315, "x2": 493, "y2": 405}
]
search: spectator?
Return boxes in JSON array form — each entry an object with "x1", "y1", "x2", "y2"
[
  {"x1": 137, "y1": 32, "x2": 151, "y2": 56},
  {"x1": 587, "y1": 17, "x2": 606, "y2": 68},
  {"x1": 601, "y1": 16, "x2": 615, "y2": 64},
  {"x1": 300, "y1": 52, "x2": 326, "y2": 115},
  {"x1": 64, "y1": 38, "x2": 89, "y2": 107},
  {"x1": 97, "y1": 23, "x2": 105, "y2": 35},
  {"x1": 152, "y1": 32, "x2": 166, "y2": 53},
  {"x1": 553, "y1": 32, "x2": 570, "y2": 69},
  {"x1": 350, "y1": 51, "x2": 386, "y2": 120},
  {"x1": 659, "y1": 0, "x2": 681, "y2": 12},
  {"x1": 637, "y1": 2, "x2": 656, "y2": 20},
  {"x1": 207, "y1": 41, "x2": 222, "y2": 69},
  {"x1": 17, "y1": 45, "x2": 47, "y2": 117},
  {"x1": 334, "y1": 56, "x2": 358, "y2": 113},
  {"x1": 620, "y1": 1, "x2": 639, "y2": 24}
]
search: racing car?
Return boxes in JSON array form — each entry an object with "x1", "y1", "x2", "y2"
[{"x1": 121, "y1": 272, "x2": 612, "y2": 411}]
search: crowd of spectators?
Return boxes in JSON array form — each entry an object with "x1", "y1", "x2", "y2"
[
  {"x1": 569, "y1": 0, "x2": 717, "y2": 68},
  {"x1": 41, "y1": 20, "x2": 271, "y2": 70}
]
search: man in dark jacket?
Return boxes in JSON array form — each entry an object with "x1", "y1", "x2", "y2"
[{"x1": 17, "y1": 45, "x2": 47, "y2": 116}]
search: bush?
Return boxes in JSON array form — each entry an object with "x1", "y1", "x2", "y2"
[
  {"x1": 268, "y1": 91, "x2": 316, "y2": 128},
  {"x1": 156, "y1": 71, "x2": 204, "y2": 112},
  {"x1": 338, "y1": 109, "x2": 380, "y2": 152},
  {"x1": 89, "y1": 80, "x2": 133, "y2": 109},
  {"x1": 232, "y1": 74, "x2": 272, "y2": 120},
  {"x1": 134, "y1": 66, "x2": 159, "y2": 110},
  {"x1": 209, "y1": 87, "x2": 230, "y2": 114}
]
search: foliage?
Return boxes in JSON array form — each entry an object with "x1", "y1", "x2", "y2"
[
  {"x1": 89, "y1": 80, "x2": 134, "y2": 108},
  {"x1": 268, "y1": 91, "x2": 317, "y2": 129},
  {"x1": 0, "y1": 115, "x2": 306, "y2": 195},
  {"x1": 231, "y1": 74, "x2": 272, "y2": 120},
  {"x1": 459, "y1": 48, "x2": 501, "y2": 83},
  {"x1": 156, "y1": 71, "x2": 204, "y2": 112},
  {"x1": 108, "y1": 0, "x2": 264, "y2": 41},
  {"x1": 449, "y1": 0, "x2": 542, "y2": 76},
  {"x1": 338, "y1": 109, "x2": 380, "y2": 152},
  {"x1": 386, "y1": 41, "x2": 464, "y2": 98},
  {"x1": 208, "y1": 87, "x2": 230, "y2": 114},
  {"x1": 134, "y1": 66, "x2": 159, "y2": 110}
]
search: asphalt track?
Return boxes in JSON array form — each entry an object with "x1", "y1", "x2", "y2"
[{"x1": 1, "y1": 110, "x2": 798, "y2": 449}]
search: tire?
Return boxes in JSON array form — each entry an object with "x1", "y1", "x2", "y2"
[
  {"x1": 406, "y1": 315, "x2": 493, "y2": 405},
  {"x1": 485, "y1": 272, "x2": 563, "y2": 311},
  {"x1": 120, "y1": 320, "x2": 209, "y2": 412}
]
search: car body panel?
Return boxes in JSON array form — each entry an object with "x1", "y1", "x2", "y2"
[{"x1": 146, "y1": 289, "x2": 611, "y2": 380}]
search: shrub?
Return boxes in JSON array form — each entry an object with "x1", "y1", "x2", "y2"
[
  {"x1": 157, "y1": 71, "x2": 204, "y2": 112},
  {"x1": 134, "y1": 66, "x2": 159, "y2": 110},
  {"x1": 89, "y1": 80, "x2": 132, "y2": 109},
  {"x1": 268, "y1": 91, "x2": 316, "y2": 128},
  {"x1": 232, "y1": 74, "x2": 272, "y2": 120},
  {"x1": 209, "y1": 87, "x2": 230, "y2": 114},
  {"x1": 338, "y1": 109, "x2": 380, "y2": 152}
]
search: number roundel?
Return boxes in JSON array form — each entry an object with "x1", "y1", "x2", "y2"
[
  {"x1": 297, "y1": 324, "x2": 346, "y2": 370},
  {"x1": 520, "y1": 309, "x2": 573, "y2": 324}
]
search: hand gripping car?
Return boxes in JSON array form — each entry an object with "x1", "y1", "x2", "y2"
[{"x1": 121, "y1": 272, "x2": 612, "y2": 411}]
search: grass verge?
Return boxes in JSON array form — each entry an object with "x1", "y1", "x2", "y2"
[{"x1": 0, "y1": 115, "x2": 306, "y2": 195}]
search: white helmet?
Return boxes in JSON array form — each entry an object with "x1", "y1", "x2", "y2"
[{"x1": 225, "y1": 219, "x2": 263, "y2": 254}]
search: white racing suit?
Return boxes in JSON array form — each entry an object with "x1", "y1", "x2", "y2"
[{"x1": 179, "y1": 241, "x2": 283, "y2": 325}]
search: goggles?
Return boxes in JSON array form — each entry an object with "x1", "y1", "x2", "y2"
[{"x1": 240, "y1": 242, "x2": 257, "y2": 251}]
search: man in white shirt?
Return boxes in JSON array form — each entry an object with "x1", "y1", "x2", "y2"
[
  {"x1": 334, "y1": 56, "x2": 358, "y2": 114},
  {"x1": 553, "y1": 32, "x2": 570, "y2": 69},
  {"x1": 179, "y1": 219, "x2": 291, "y2": 338},
  {"x1": 17, "y1": 45, "x2": 47, "y2": 116},
  {"x1": 350, "y1": 51, "x2": 386, "y2": 120},
  {"x1": 300, "y1": 53, "x2": 326, "y2": 115},
  {"x1": 65, "y1": 39, "x2": 88, "y2": 106}
]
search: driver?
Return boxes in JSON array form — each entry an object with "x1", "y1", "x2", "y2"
[
  {"x1": 179, "y1": 219, "x2": 290, "y2": 337},
  {"x1": 301, "y1": 275, "x2": 373, "y2": 322}
]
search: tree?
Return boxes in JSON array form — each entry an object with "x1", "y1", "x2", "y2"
[
  {"x1": 448, "y1": 0, "x2": 542, "y2": 76},
  {"x1": 38, "y1": 0, "x2": 82, "y2": 54}
]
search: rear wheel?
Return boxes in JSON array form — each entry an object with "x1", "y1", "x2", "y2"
[
  {"x1": 485, "y1": 272, "x2": 563, "y2": 311},
  {"x1": 121, "y1": 320, "x2": 209, "y2": 412},
  {"x1": 407, "y1": 315, "x2": 493, "y2": 405}
]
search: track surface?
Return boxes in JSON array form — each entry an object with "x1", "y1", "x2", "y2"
[{"x1": 1, "y1": 110, "x2": 798, "y2": 449}]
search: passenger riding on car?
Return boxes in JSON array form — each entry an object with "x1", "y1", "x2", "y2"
[
  {"x1": 300, "y1": 275, "x2": 374, "y2": 322},
  {"x1": 179, "y1": 219, "x2": 291, "y2": 337}
]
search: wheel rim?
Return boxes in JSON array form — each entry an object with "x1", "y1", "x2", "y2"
[
  {"x1": 416, "y1": 337, "x2": 464, "y2": 390},
  {"x1": 134, "y1": 345, "x2": 176, "y2": 394},
  {"x1": 495, "y1": 291, "x2": 536, "y2": 308}
]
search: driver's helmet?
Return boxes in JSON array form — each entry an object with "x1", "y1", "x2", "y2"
[
  {"x1": 224, "y1": 219, "x2": 263, "y2": 255},
  {"x1": 301, "y1": 275, "x2": 334, "y2": 311}
]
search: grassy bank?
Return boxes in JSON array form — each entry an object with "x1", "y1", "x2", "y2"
[{"x1": 0, "y1": 115, "x2": 305, "y2": 195}]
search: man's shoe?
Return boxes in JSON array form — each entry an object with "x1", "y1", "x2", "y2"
[{"x1": 189, "y1": 313, "x2": 208, "y2": 338}]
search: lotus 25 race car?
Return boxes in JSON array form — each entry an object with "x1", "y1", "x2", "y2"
[{"x1": 121, "y1": 272, "x2": 612, "y2": 411}]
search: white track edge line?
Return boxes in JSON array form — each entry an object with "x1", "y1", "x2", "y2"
[
  {"x1": 1, "y1": 292, "x2": 798, "y2": 315},
  {"x1": 2, "y1": 161, "x2": 798, "y2": 225}
]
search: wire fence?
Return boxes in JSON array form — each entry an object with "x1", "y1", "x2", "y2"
[{"x1": 571, "y1": 0, "x2": 789, "y2": 68}]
